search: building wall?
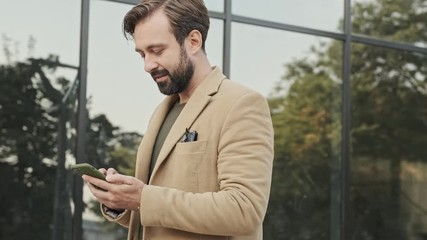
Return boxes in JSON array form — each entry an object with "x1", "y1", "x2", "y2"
[{"x1": 0, "y1": 0, "x2": 426, "y2": 239}]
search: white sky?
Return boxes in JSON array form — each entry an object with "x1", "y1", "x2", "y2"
[{"x1": 0, "y1": 0, "x2": 343, "y2": 133}]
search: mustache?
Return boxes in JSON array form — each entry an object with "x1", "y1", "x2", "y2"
[{"x1": 151, "y1": 69, "x2": 169, "y2": 79}]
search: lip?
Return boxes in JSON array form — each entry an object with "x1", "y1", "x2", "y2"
[{"x1": 155, "y1": 74, "x2": 168, "y2": 82}]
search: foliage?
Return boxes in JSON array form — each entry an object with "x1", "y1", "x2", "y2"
[
  {"x1": 0, "y1": 60, "x2": 60, "y2": 239},
  {"x1": 0, "y1": 54, "x2": 143, "y2": 239},
  {"x1": 265, "y1": 43, "x2": 342, "y2": 240},
  {"x1": 265, "y1": 0, "x2": 427, "y2": 239}
]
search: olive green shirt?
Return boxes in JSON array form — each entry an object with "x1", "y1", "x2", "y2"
[{"x1": 149, "y1": 101, "x2": 185, "y2": 178}]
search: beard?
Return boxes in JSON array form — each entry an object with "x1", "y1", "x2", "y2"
[{"x1": 151, "y1": 46, "x2": 194, "y2": 95}]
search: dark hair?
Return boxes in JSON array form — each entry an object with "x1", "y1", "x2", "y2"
[{"x1": 123, "y1": 0, "x2": 210, "y2": 51}]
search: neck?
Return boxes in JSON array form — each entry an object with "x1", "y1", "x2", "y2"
[{"x1": 178, "y1": 57, "x2": 212, "y2": 104}]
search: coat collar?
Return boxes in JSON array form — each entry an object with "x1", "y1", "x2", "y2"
[{"x1": 148, "y1": 66, "x2": 226, "y2": 180}]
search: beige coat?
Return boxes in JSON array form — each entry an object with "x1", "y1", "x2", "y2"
[{"x1": 103, "y1": 67, "x2": 274, "y2": 240}]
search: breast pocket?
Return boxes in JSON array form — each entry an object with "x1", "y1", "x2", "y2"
[
  {"x1": 175, "y1": 140, "x2": 207, "y2": 154},
  {"x1": 170, "y1": 140, "x2": 207, "y2": 192}
]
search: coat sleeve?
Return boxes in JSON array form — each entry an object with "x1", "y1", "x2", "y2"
[
  {"x1": 139, "y1": 91, "x2": 274, "y2": 236},
  {"x1": 100, "y1": 204, "x2": 131, "y2": 228}
]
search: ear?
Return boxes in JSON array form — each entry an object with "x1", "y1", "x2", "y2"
[{"x1": 186, "y1": 30, "x2": 203, "y2": 54}]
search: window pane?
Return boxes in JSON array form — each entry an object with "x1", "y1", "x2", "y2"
[
  {"x1": 232, "y1": 0, "x2": 344, "y2": 33},
  {"x1": 205, "y1": 0, "x2": 224, "y2": 12},
  {"x1": 352, "y1": 0, "x2": 427, "y2": 47},
  {"x1": 0, "y1": 0, "x2": 80, "y2": 239},
  {"x1": 206, "y1": 18, "x2": 224, "y2": 71},
  {"x1": 87, "y1": 2, "x2": 150, "y2": 237},
  {"x1": 350, "y1": 43, "x2": 427, "y2": 239},
  {"x1": 88, "y1": 1, "x2": 162, "y2": 134},
  {"x1": 0, "y1": 0, "x2": 80, "y2": 66},
  {"x1": 231, "y1": 23, "x2": 343, "y2": 239}
]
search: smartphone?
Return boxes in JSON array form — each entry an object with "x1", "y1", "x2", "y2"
[{"x1": 70, "y1": 163, "x2": 106, "y2": 181}]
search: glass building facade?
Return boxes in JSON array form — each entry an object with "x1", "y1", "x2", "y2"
[{"x1": 0, "y1": 0, "x2": 426, "y2": 239}]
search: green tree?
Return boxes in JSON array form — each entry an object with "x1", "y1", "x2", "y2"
[
  {"x1": 265, "y1": 45, "x2": 342, "y2": 240},
  {"x1": 265, "y1": 0, "x2": 427, "y2": 239},
  {"x1": 349, "y1": 1, "x2": 427, "y2": 239},
  {"x1": 0, "y1": 59, "x2": 62, "y2": 239},
  {"x1": 0, "y1": 53, "x2": 143, "y2": 239}
]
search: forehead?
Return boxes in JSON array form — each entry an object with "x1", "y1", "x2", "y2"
[{"x1": 133, "y1": 10, "x2": 176, "y2": 50}]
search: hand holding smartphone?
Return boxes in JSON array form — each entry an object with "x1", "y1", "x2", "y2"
[{"x1": 70, "y1": 163, "x2": 106, "y2": 181}]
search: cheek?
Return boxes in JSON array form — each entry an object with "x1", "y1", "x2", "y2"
[{"x1": 165, "y1": 55, "x2": 183, "y2": 71}]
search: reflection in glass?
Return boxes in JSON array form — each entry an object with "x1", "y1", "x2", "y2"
[
  {"x1": 232, "y1": 0, "x2": 343, "y2": 32},
  {"x1": 352, "y1": 0, "x2": 427, "y2": 47},
  {"x1": 231, "y1": 23, "x2": 343, "y2": 239},
  {"x1": 231, "y1": 22, "x2": 340, "y2": 97},
  {"x1": 0, "y1": 0, "x2": 80, "y2": 239},
  {"x1": 0, "y1": 0, "x2": 80, "y2": 66},
  {"x1": 205, "y1": 0, "x2": 224, "y2": 12},
  {"x1": 88, "y1": 0, "x2": 161, "y2": 134},
  {"x1": 350, "y1": 44, "x2": 427, "y2": 240},
  {"x1": 206, "y1": 18, "x2": 224, "y2": 71}
]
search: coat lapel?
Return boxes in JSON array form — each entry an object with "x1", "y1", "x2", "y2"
[{"x1": 150, "y1": 67, "x2": 226, "y2": 180}]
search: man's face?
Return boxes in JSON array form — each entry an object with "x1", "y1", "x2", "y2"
[
  {"x1": 133, "y1": 10, "x2": 194, "y2": 95},
  {"x1": 151, "y1": 45, "x2": 194, "y2": 95}
]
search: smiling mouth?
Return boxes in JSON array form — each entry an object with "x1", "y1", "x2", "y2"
[
  {"x1": 154, "y1": 74, "x2": 168, "y2": 82},
  {"x1": 151, "y1": 70, "x2": 169, "y2": 82}
]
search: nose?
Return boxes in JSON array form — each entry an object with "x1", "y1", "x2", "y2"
[{"x1": 144, "y1": 55, "x2": 158, "y2": 73}]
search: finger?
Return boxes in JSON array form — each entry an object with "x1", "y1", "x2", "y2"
[
  {"x1": 106, "y1": 173, "x2": 134, "y2": 185},
  {"x1": 85, "y1": 181, "x2": 106, "y2": 200},
  {"x1": 107, "y1": 168, "x2": 118, "y2": 175},
  {"x1": 85, "y1": 180, "x2": 97, "y2": 193},
  {"x1": 98, "y1": 168, "x2": 107, "y2": 174},
  {"x1": 87, "y1": 182, "x2": 104, "y2": 194},
  {"x1": 83, "y1": 174, "x2": 110, "y2": 191},
  {"x1": 90, "y1": 186, "x2": 111, "y2": 205}
]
